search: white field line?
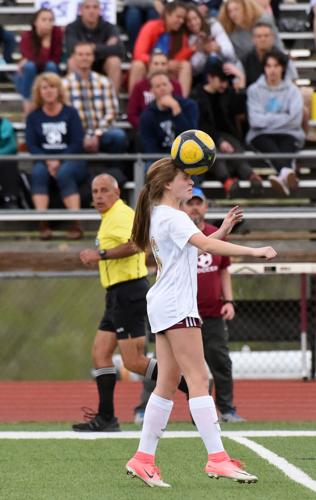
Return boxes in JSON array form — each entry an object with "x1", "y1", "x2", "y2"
[
  {"x1": 1, "y1": 430, "x2": 315, "y2": 492},
  {"x1": 0, "y1": 430, "x2": 316, "y2": 440},
  {"x1": 228, "y1": 436, "x2": 316, "y2": 493}
]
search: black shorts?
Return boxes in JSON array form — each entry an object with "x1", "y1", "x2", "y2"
[{"x1": 98, "y1": 277, "x2": 149, "y2": 340}]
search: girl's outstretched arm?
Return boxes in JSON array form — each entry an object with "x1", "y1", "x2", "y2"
[{"x1": 190, "y1": 232, "x2": 277, "y2": 260}]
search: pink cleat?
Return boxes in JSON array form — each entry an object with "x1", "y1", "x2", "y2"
[
  {"x1": 126, "y1": 456, "x2": 171, "y2": 488},
  {"x1": 205, "y1": 457, "x2": 258, "y2": 483}
]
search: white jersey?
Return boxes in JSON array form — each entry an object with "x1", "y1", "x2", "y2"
[{"x1": 147, "y1": 205, "x2": 201, "y2": 333}]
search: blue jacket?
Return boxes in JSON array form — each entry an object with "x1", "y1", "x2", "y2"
[
  {"x1": 26, "y1": 105, "x2": 84, "y2": 155},
  {"x1": 139, "y1": 97, "x2": 198, "y2": 154}
]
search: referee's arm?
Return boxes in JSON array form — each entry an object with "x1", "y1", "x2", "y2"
[{"x1": 80, "y1": 242, "x2": 138, "y2": 266}]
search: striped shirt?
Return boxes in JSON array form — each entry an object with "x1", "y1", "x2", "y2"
[{"x1": 62, "y1": 71, "x2": 118, "y2": 133}]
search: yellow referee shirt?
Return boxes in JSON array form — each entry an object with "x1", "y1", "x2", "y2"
[{"x1": 96, "y1": 199, "x2": 147, "y2": 288}]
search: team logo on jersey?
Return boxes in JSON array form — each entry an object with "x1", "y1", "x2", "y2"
[
  {"x1": 198, "y1": 253, "x2": 213, "y2": 269},
  {"x1": 197, "y1": 253, "x2": 218, "y2": 274}
]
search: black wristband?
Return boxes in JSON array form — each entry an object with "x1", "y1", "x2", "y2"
[
  {"x1": 223, "y1": 300, "x2": 236, "y2": 306},
  {"x1": 99, "y1": 249, "x2": 108, "y2": 260}
]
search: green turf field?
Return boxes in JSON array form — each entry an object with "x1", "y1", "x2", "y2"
[{"x1": 1, "y1": 422, "x2": 315, "y2": 500}]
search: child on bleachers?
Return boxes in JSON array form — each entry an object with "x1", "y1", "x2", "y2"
[{"x1": 15, "y1": 8, "x2": 62, "y2": 115}]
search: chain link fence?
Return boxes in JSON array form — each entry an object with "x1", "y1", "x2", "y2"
[{"x1": 0, "y1": 271, "x2": 315, "y2": 380}]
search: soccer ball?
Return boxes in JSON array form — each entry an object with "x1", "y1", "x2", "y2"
[{"x1": 171, "y1": 129, "x2": 216, "y2": 176}]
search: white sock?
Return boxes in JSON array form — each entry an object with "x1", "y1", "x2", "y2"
[
  {"x1": 138, "y1": 393, "x2": 174, "y2": 455},
  {"x1": 189, "y1": 395, "x2": 224, "y2": 454}
]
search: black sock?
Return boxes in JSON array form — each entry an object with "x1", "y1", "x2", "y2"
[
  {"x1": 145, "y1": 358, "x2": 189, "y2": 394},
  {"x1": 93, "y1": 367, "x2": 116, "y2": 421}
]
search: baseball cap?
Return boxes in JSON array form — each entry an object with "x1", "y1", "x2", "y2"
[{"x1": 191, "y1": 187, "x2": 206, "y2": 201}]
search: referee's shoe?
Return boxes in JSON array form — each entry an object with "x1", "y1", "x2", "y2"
[{"x1": 72, "y1": 409, "x2": 121, "y2": 432}]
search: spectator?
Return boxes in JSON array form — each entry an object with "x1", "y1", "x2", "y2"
[
  {"x1": 129, "y1": 1, "x2": 193, "y2": 96},
  {"x1": 218, "y1": 0, "x2": 282, "y2": 60},
  {"x1": 192, "y1": 60, "x2": 262, "y2": 197},
  {"x1": 185, "y1": 4, "x2": 238, "y2": 78},
  {"x1": 241, "y1": 22, "x2": 297, "y2": 87},
  {"x1": 15, "y1": 8, "x2": 62, "y2": 115},
  {"x1": 139, "y1": 71, "x2": 198, "y2": 157},
  {"x1": 63, "y1": 42, "x2": 128, "y2": 185},
  {"x1": 0, "y1": 116, "x2": 20, "y2": 209},
  {"x1": 26, "y1": 73, "x2": 88, "y2": 240},
  {"x1": 246, "y1": 49, "x2": 305, "y2": 196},
  {"x1": 183, "y1": 188, "x2": 245, "y2": 422},
  {"x1": 127, "y1": 49, "x2": 182, "y2": 129},
  {"x1": 123, "y1": 0, "x2": 160, "y2": 52},
  {"x1": 65, "y1": 0, "x2": 125, "y2": 93}
]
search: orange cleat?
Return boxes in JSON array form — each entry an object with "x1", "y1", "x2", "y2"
[
  {"x1": 126, "y1": 456, "x2": 171, "y2": 488},
  {"x1": 205, "y1": 457, "x2": 258, "y2": 483}
]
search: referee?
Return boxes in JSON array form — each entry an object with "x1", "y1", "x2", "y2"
[{"x1": 73, "y1": 174, "x2": 156, "y2": 432}]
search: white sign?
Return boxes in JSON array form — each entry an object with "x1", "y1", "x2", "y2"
[{"x1": 36, "y1": 0, "x2": 116, "y2": 27}]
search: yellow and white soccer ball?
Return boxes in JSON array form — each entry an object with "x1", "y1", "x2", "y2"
[{"x1": 171, "y1": 129, "x2": 216, "y2": 175}]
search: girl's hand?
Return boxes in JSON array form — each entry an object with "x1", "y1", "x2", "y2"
[{"x1": 253, "y1": 246, "x2": 277, "y2": 260}]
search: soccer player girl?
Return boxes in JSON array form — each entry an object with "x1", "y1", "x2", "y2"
[{"x1": 125, "y1": 157, "x2": 276, "y2": 487}]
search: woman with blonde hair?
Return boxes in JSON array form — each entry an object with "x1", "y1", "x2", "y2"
[
  {"x1": 218, "y1": 0, "x2": 282, "y2": 59},
  {"x1": 125, "y1": 156, "x2": 276, "y2": 487},
  {"x1": 26, "y1": 73, "x2": 88, "y2": 240}
]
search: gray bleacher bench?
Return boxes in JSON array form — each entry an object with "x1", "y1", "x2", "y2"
[{"x1": 1, "y1": 206, "x2": 316, "y2": 234}]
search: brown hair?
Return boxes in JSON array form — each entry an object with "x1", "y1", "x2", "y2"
[
  {"x1": 32, "y1": 72, "x2": 67, "y2": 109},
  {"x1": 186, "y1": 4, "x2": 209, "y2": 36},
  {"x1": 131, "y1": 157, "x2": 179, "y2": 251},
  {"x1": 30, "y1": 8, "x2": 54, "y2": 58},
  {"x1": 149, "y1": 70, "x2": 170, "y2": 85},
  {"x1": 72, "y1": 40, "x2": 95, "y2": 55},
  {"x1": 162, "y1": 1, "x2": 187, "y2": 59},
  {"x1": 218, "y1": 0, "x2": 263, "y2": 33}
]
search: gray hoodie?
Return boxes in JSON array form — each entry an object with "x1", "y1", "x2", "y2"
[{"x1": 246, "y1": 75, "x2": 305, "y2": 146}]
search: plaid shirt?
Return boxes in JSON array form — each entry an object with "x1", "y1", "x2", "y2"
[{"x1": 62, "y1": 71, "x2": 118, "y2": 133}]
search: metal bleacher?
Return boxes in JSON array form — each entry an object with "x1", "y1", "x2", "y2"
[{"x1": 1, "y1": 0, "x2": 316, "y2": 236}]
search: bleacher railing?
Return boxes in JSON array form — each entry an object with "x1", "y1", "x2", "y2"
[{"x1": 2, "y1": 150, "x2": 316, "y2": 211}]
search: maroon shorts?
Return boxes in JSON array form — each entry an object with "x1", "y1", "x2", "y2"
[{"x1": 157, "y1": 317, "x2": 202, "y2": 334}]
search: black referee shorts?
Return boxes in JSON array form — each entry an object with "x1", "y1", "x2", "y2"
[{"x1": 98, "y1": 277, "x2": 149, "y2": 340}]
